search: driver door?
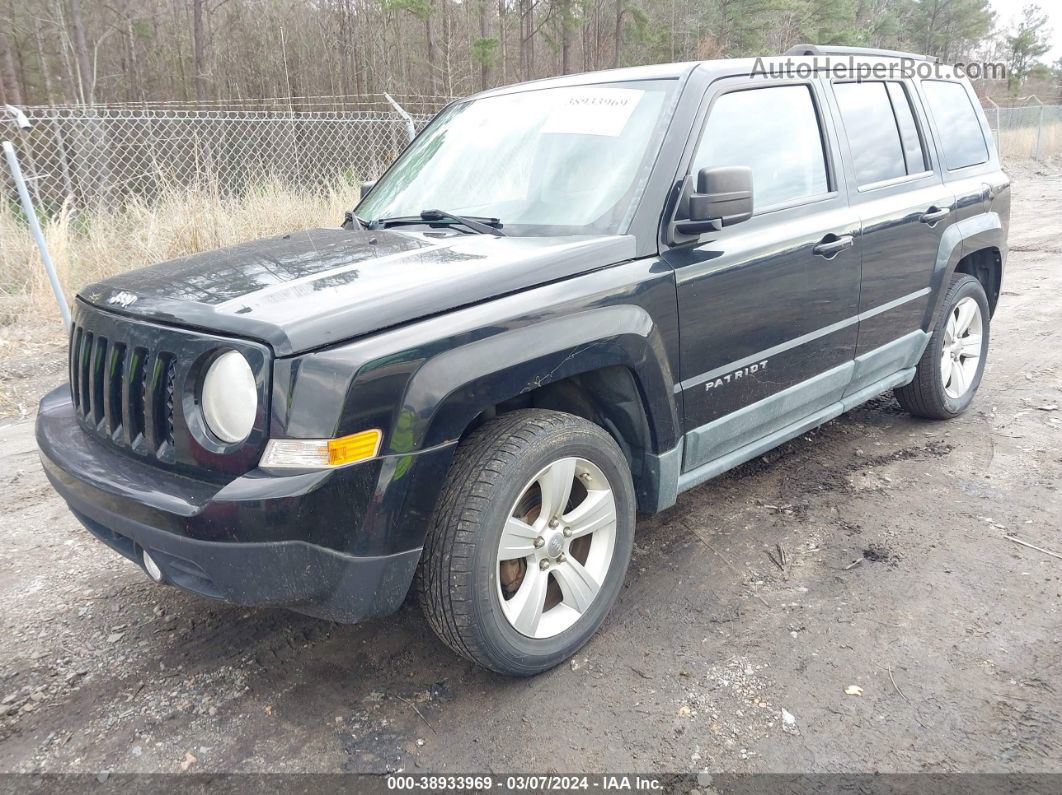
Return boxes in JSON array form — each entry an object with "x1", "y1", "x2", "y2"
[{"x1": 662, "y1": 77, "x2": 862, "y2": 473}]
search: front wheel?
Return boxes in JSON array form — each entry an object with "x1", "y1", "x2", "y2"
[
  {"x1": 418, "y1": 409, "x2": 635, "y2": 676},
  {"x1": 895, "y1": 273, "x2": 990, "y2": 419}
]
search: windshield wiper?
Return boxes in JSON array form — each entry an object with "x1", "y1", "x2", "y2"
[
  {"x1": 342, "y1": 210, "x2": 368, "y2": 231},
  {"x1": 371, "y1": 209, "x2": 506, "y2": 236}
]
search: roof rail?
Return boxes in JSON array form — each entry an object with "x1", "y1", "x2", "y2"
[{"x1": 783, "y1": 44, "x2": 939, "y2": 63}]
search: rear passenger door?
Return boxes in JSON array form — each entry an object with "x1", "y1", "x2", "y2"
[
  {"x1": 826, "y1": 79, "x2": 955, "y2": 393},
  {"x1": 919, "y1": 79, "x2": 998, "y2": 226},
  {"x1": 663, "y1": 78, "x2": 862, "y2": 473}
]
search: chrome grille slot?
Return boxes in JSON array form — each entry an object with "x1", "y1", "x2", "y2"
[
  {"x1": 79, "y1": 331, "x2": 93, "y2": 418},
  {"x1": 126, "y1": 346, "x2": 147, "y2": 446},
  {"x1": 164, "y1": 356, "x2": 177, "y2": 447},
  {"x1": 91, "y1": 336, "x2": 108, "y2": 428},
  {"x1": 141, "y1": 352, "x2": 176, "y2": 457},
  {"x1": 70, "y1": 326, "x2": 83, "y2": 414},
  {"x1": 105, "y1": 342, "x2": 127, "y2": 438}
]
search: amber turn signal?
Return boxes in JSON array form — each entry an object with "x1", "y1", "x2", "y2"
[{"x1": 327, "y1": 429, "x2": 383, "y2": 466}]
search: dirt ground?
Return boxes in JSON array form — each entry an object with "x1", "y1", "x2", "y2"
[{"x1": 0, "y1": 168, "x2": 1060, "y2": 776}]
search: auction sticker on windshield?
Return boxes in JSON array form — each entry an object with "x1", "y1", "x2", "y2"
[{"x1": 542, "y1": 87, "x2": 644, "y2": 137}]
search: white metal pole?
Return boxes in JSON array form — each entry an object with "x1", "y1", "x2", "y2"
[
  {"x1": 384, "y1": 93, "x2": 417, "y2": 143},
  {"x1": 3, "y1": 140, "x2": 71, "y2": 330}
]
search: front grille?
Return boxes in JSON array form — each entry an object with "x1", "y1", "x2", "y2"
[
  {"x1": 69, "y1": 319, "x2": 178, "y2": 462},
  {"x1": 66, "y1": 300, "x2": 271, "y2": 476}
]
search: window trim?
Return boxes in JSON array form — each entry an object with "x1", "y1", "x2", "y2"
[
  {"x1": 831, "y1": 78, "x2": 931, "y2": 190},
  {"x1": 884, "y1": 81, "x2": 930, "y2": 176},
  {"x1": 686, "y1": 79, "x2": 839, "y2": 217},
  {"x1": 855, "y1": 169, "x2": 934, "y2": 193},
  {"x1": 919, "y1": 78, "x2": 991, "y2": 173}
]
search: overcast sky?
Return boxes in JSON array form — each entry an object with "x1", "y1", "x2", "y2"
[{"x1": 990, "y1": 0, "x2": 1062, "y2": 62}]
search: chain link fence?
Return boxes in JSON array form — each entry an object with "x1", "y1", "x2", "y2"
[
  {"x1": 1, "y1": 100, "x2": 444, "y2": 213},
  {"x1": 1, "y1": 97, "x2": 1059, "y2": 217},
  {"x1": 989, "y1": 104, "x2": 1062, "y2": 163}
]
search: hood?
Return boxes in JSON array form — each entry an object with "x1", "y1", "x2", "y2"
[{"x1": 79, "y1": 228, "x2": 636, "y2": 356}]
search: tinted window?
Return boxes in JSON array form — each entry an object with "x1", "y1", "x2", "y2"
[
  {"x1": 922, "y1": 80, "x2": 989, "y2": 170},
  {"x1": 887, "y1": 82, "x2": 927, "y2": 174},
  {"x1": 693, "y1": 85, "x2": 829, "y2": 210},
  {"x1": 834, "y1": 81, "x2": 907, "y2": 185}
]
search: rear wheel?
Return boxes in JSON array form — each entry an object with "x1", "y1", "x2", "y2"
[
  {"x1": 895, "y1": 274, "x2": 990, "y2": 419},
  {"x1": 418, "y1": 409, "x2": 635, "y2": 676}
]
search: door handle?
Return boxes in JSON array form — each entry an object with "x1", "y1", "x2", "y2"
[
  {"x1": 812, "y1": 234, "x2": 854, "y2": 258},
  {"x1": 920, "y1": 206, "x2": 950, "y2": 225}
]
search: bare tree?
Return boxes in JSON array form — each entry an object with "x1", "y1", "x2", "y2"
[
  {"x1": 3, "y1": 0, "x2": 1015, "y2": 109},
  {"x1": 67, "y1": 0, "x2": 94, "y2": 102},
  {"x1": 193, "y1": 0, "x2": 208, "y2": 101},
  {"x1": 0, "y1": 26, "x2": 22, "y2": 105}
]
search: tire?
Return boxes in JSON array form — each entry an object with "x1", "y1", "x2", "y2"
[
  {"x1": 418, "y1": 409, "x2": 636, "y2": 676},
  {"x1": 895, "y1": 273, "x2": 990, "y2": 419}
]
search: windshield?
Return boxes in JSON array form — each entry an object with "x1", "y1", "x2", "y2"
[{"x1": 357, "y1": 80, "x2": 677, "y2": 237}]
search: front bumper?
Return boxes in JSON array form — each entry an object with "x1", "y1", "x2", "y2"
[{"x1": 36, "y1": 386, "x2": 449, "y2": 622}]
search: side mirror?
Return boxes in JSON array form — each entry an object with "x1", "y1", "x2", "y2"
[
  {"x1": 676, "y1": 166, "x2": 753, "y2": 235},
  {"x1": 360, "y1": 180, "x2": 376, "y2": 200}
]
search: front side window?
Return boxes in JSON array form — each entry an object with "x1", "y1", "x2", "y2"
[
  {"x1": 692, "y1": 84, "x2": 830, "y2": 211},
  {"x1": 921, "y1": 79, "x2": 990, "y2": 170},
  {"x1": 357, "y1": 80, "x2": 677, "y2": 237}
]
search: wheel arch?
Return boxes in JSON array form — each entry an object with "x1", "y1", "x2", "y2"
[
  {"x1": 925, "y1": 212, "x2": 1006, "y2": 330},
  {"x1": 954, "y1": 246, "x2": 1003, "y2": 316},
  {"x1": 400, "y1": 305, "x2": 683, "y2": 512}
]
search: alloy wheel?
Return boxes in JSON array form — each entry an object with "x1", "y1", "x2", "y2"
[
  {"x1": 496, "y1": 457, "x2": 617, "y2": 639},
  {"x1": 941, "y1": 296, "x2": 983, "y2": 399}
]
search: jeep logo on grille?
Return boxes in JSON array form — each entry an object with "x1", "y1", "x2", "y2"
[{"x1": 107, "y1": 291, "x2": 138, "y2": 308}]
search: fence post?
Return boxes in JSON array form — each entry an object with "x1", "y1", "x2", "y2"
[
  {"x1": 52, "y1": 114, "x2": 77, "y2": 202},
  {"x1": 2, "y1": 140, "x2": 71, "y2": 329},
  {"x1": 1035, "y1": 104, "x2": 1045, "y2": 161},
  {"x1": 384, "y1": 93, "x2": 417, "y2": 143}
]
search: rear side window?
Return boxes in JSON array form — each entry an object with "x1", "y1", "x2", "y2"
[
  {"x1": 835, "y1": 81, "x2": 922, "y2": 186},
  {"x1": 921, "y1": 80, "x2": 989, "y2": 170},
  {"x1": 692, "y1": 84, "x2": 829, "y2": 210}
]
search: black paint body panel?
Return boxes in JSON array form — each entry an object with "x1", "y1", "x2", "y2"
[{"x1": 82, "y1": 228, "x2": 639, "y2": 356}]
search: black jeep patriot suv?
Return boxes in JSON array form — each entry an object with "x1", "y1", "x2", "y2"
[{"x1": 38, "y1": 45, "x2": 1009, "y2": 675}]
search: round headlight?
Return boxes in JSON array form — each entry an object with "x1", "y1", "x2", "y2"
[{"x1": 201, "y1": 350, "x2": 257, "y2": 443}]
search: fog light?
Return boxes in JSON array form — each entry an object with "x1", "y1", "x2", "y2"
[{"x1": 142, "y1": 549, "x2": 164, "y2": 583}]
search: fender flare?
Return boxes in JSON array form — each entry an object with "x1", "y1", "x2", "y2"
[
  {"x1": 392, "y1": 304, "x2": 682, "y2": 456},
  {"x1": 923, "y1": 212, "x2": 1005, "y2": 330}
]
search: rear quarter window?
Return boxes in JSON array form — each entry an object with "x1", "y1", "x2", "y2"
[{"x1": 921, "y1": 80, "x2": 990, "y2": 170}]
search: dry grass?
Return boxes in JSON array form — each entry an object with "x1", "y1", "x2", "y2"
[
  {"x1": 997, "y1": 121, "x2": 1062, "y2": 162},
  {"x1": 0, "y1": 177, "x2": 356, "y2": 336}
]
